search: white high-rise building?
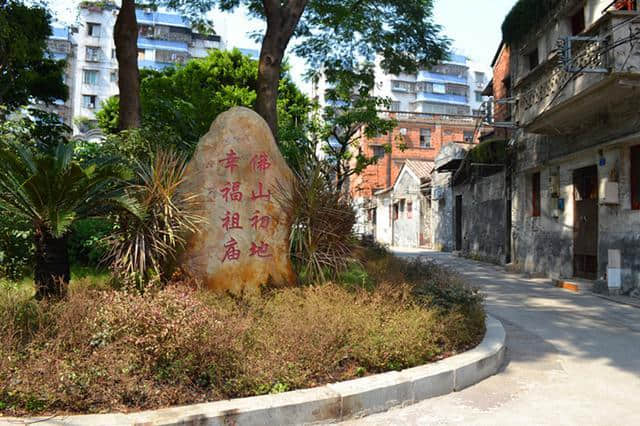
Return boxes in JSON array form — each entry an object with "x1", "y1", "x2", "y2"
[
  {"x1": 48, "y1": 1, "x2": 225, "y2": 134},
  {"x1": 374, "y1": 53, "x2": 490, "y2": 117}
]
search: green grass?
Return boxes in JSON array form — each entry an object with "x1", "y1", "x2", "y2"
[{"x1": 0, "y1": 265, "x2": 112, "y2": 295}]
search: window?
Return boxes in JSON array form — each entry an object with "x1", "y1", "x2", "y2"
[
  {"x1": 527, "y1": 48, "x2": 539, "y2": 71},
  {"x1": 110, "y1": 71, "x2": 117, "y2": 83},
  {"x1": 393, "y1": 203, "x2": 399, "y2": 221},
  {"x1": 87, "y1": 22, "x2": 101, "y2": 37},
  {"x1": 475, "y1": 71, "x2": 486, "y2": 84},
  {"x1": 372, "y1": 145, "x2": 386, "y2": 159},
  {"x1": 82, "y1": 69, "x2": 98, "y2": 85},
  {"x1": 390, "y1": 101, "x2": 400, "y2": 112},
  {"x1": 632, "y1": 145, "x2": 640, "y2": 210},
  {"x1": 82, "y1": 95, "x2": 97, "y2": 109},
  {"x1": 407, "y1": 201, "x2": 413, "y2": 219},
  {"x1": 475, "y1": 91, "x2": 484, "y2": 102},
  {"x1": 86, "y1": 46, "x2": 101, "y2": 62},
  {"x1": 111, "y1": 48, "x2": 116, "y2": 60},
  {"x1": 463, "y1": 130, "x2": 474, "y2": 142},
  {"x1": 420, "y1": 128, "x2": 431, "y2": 148},
  {"x1": 432, "y1": 83, "x2": 446, "y2": 94},
  {"x1": 392, "y1": 80, "x2": 414, "y2": 92},
  {"x1": 137, "y1": 49, "x2": 146, "y2": 61},
  {"x1": 532, "y1": 172, "x2": 541, "y2": 217},
  {"x1": 571, "y1": 7, "x2": 585, "y2": 35}
]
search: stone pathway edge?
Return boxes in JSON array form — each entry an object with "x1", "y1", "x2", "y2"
[{"x1": 5, "y1": 316, "x2": 505, "y2": 426}]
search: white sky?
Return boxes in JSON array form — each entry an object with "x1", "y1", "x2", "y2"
[{"x1": 48, "y1": 0, "x2": 519, "y2": 92}]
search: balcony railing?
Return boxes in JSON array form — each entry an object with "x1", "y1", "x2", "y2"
[
  {"x1": 513, "y1": 10, "x2": 640, "y2": 134},
  {"x1": 378, "y1": 110, "x2": 479, "y2": 126}
]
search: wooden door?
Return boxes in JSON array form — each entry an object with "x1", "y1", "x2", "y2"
[{"x1": 573, "y1": 166, "x2": 598, "y2": 279}]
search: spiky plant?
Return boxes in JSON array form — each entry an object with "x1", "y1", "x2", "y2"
[
  {"x1": 277, "y1": 163, "x2": 357, "y2": 285},
  {"x1": 0, "y1": 143, "x2": 135, "y2": 298},
  {"x1": 105, "y1": 149, "x2": 204, "y2": 290}
]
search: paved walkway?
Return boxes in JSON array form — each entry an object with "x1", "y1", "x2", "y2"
[{"x1": 335, "y1": 249, "x2": 640, "y2": 426}]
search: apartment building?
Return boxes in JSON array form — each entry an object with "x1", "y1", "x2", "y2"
[
  {"x1": 346, "y1": 54, "x2": 491, "y2": 245},
  {"x1": 505, "y1": 0, "x2": 640, "y2": 294},
  {"x1": 375, "y1": 54, "x2": 489, "y2": 117},
  {"x1": 446, "y1": 0, "x2": 640, "y2": 294},
  {"x1": 45, "y1": 27, "x2": 76, "y2": 126},
  {"x1": 48, "y1": 1, "x2": 225, "y2": 133}
]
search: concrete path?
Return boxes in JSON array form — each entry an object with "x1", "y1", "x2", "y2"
[{"x1": 334, "y1": 249, "x2": 640, "y2": 426}]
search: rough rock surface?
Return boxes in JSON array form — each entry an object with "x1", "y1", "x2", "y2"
[{"x1": 181, "y1": 107, "x2": 296, "y2": 292}]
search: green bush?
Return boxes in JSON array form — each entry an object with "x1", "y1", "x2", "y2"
[
  {"x1": 0, "y1": 216, "x2": 33, "y2": 281},
  {"x1": 68, "y1": 219, "x2": 114, "y2": 267}
]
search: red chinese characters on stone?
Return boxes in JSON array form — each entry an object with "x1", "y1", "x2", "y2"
[
  {"x1": 220, "y1": 182, "x2": 243, "y2": 202},
  {"x1": 250, "y1": 210, "x2": 271, "y2": 230},
  {"x1": 219, "y1": 149, "x2": 240, "y2": 171},
  {"x1": 249, "y1": 241, "x2": 272, "y2": 258},
  {"x1": 221, "y1": 211, "x2": 243, "y2": 231},
  {"x1": 222, "y1": 237, "x2": 241, "y2": 263},
  {"x1": 250, "y1": 182, "x2": 271, "y2": 202},
  {"x1": 250, "y1": 152, "x2": 272, "y2": 173}
]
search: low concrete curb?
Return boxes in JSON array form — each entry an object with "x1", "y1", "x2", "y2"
[{"x1": 6, "y1": 316, "x2": 505, "y2": 426}]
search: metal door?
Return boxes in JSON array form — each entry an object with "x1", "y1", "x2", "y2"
[{"x1": 573, "y1": 166, "x2": 598, "y2": 279}]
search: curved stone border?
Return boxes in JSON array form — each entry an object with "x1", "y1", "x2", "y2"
[{"x1": 8, "y1": 316, "x2": 505, "y2": 426}]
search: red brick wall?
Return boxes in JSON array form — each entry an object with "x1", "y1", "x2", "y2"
[
  {"x1": 491, "y1": 45, "x2": 514, "y2": 140},
  {"x1": 350, "y1": 119, "x2": 483, "y2": 199}
]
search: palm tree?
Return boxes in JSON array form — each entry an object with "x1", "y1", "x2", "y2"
[{"x1": 0, "y1": 142, "x2": 135, "y2": 298}]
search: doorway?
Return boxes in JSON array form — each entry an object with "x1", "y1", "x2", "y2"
[
  {"x1": 573, "y1": 165, "x2": 598, "y2": 280},
  {"x1": 455, "y1": 195, "x2": 462, "y2": 251}
]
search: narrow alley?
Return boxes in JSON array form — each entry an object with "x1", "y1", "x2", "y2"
[{"x1": 337, "y1": 249, "x2": 640, "y2": 426}]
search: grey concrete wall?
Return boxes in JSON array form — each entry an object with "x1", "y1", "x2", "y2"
[
  {"x1": 421, "y1": 198, "x2": 432, "y2": 248},
  {"x1": 392, "y1": 171, "x2": 422, "y2": 248},
  {"x1": 376, "y1": 194, "x2": 393, "y2": 246},
  {"x1": 432, "y1": 172, "x2": 454, "y2": 252},
  {"x1": 512, "y1": 137, "x2": 640, "y2": 290},
  {"x1": 454, "y1": 171, "x2": 506, "y2": 264}
]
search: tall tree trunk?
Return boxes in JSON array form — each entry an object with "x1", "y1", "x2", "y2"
[
  {"x1": 34, "y1": 226, "x2": 70, "y2": 299},
  {"x1": 256, "y1": 33, "x2": 284, "y2": 139},
  {"x1": 114, "y1": 0, "x2": 141, "y2": 130},
  {"x1": 256, "y1": 0, "x2": 308, "y2": 139}
]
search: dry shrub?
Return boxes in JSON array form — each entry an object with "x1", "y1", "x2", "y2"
[
  {"x1": 277, "y1": 164, "x2": 357, "y2": 284},
  {"x1": 105, "y1": 149, "x2": 205, "y2": 291},
  {"x1": 0, "y1": 286, "x2": 249, "y2": 415},
  {"x1": 0, "y1": 271, "x2": 484, "y2": 416}
]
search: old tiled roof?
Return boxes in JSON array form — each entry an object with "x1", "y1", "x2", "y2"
[{"x1": 404, "y1": 160, "x2": 434, "y2": 180}]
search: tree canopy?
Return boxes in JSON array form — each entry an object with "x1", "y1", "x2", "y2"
[
  {"x1": 97, "y1": 49, "x2": 312, "y2": 165},
  {"x1": 318, "y1": 63, "x2": 397, "y2": 191},
  {"x1": 111, "y1": 0, "x2": 449, "y2": 137},
  {"x1": 0, "y1": 0, "x2": 67, "y2": 113}
]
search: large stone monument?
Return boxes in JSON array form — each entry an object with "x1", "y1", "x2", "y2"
[{"x1": 181, "y1": 107, "x2": 296, "y2": 292}]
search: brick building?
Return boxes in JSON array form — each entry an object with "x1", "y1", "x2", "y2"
[
  {"x1": 350, "y1": 112, "x2": 481, "y2": 200},
  {"x1": 350, "y1": 111, "x2": 489, "y2": 242}
]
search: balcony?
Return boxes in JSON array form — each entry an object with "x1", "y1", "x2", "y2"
[
  {"x1": 137, "y1": 37, "x2": 189, "y2": 53},
  {"x1": 514, "y1": 10, "x2": 640, "y2": 135},
  {"x1": 416, "y1": 92, "x2": 469, "y2": 105},
  {"x1": 418, "y1": 71, "x2": 468, "y2": 86},
  {"x1": 379, "y1": 111, "x2": 478, "y2": 126}
]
